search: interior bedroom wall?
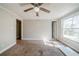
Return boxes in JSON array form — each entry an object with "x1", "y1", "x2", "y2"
[
  {"x1": 0, "y1": 5, "x2": 22, "y2": 54},
  {"x1": 56, "y1": 19, "x2": 63, "y2": 40},
  {"x1": 23, "y1": 20, "x2": 52, "y2": 41}
]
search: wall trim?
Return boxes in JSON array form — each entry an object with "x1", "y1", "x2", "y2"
[
  {"x1": 0, "y1": 42, "x2": 16, "y2": 54},
  {"x1": 22, "y1": 38, "x2": 43, "y2": 40}
]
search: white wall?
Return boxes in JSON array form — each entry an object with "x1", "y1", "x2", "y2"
[
  {"x1": 23, "y1": 20, "x2": 52, "y2": 41},
  {"x1": 0, "y1": 5, "x2": 22, "y2": 53},
  {"x1": 56, "y1": 19, "x2": 63, "y2": 40}
]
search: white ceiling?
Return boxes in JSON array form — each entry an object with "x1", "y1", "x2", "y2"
[{"x1": 0, "y1": 3, "x2": 79, "y2": 20}]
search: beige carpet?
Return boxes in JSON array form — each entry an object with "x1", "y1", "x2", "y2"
[{"x1": 0, "y1": 40, "x2": 64, "y2": 56}]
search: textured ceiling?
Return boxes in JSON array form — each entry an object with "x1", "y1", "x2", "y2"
[
  {"x1": 19, "y1": 3, "x2": 79, "y2": 20},
  {"x1": 0, "y1": 3, "x2": 79, "y2": 20}
]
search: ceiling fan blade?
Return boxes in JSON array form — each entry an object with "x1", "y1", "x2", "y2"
[
  {"x1": 31, "y1": 3, "x2": 43, "y2": 7},
  {"x1": 31, "y1": 3, "x2": 37, "y2": 7},
  {"x1": 40, "y1": 7, "x2": 50, "y2": 13},
  {"x1": 31, "y1": 3, "x2": 35, "y2": 6},
  {"x1": 36, "y1": 12, "x2": 39, "y2": 16},
  {"x1": 24, "y1": 7, "x2": 33, "y2": 12},
  {"x1": 38, "y1": 3, "x2": 43, "y2": 6}
]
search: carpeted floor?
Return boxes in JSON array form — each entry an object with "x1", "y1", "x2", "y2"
[{"x1": 0, "y1": 40, "x2": 64, "y2": 56}]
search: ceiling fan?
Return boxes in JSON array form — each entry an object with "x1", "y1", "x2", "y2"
[{"x1": 24, "y1": 3, "x2": 50, "y2": 16}]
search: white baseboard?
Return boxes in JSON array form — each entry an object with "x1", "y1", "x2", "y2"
[
  {"x1": 0, "y1": 42, "x2": 16, "y2": 54},
  {"x1": 22, "y1": 38, "x2": 42, "y2": 40}
]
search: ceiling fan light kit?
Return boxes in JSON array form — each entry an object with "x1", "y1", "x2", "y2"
[{"x1": 34, "y1": 7, "x2": 40, "y2": 12}]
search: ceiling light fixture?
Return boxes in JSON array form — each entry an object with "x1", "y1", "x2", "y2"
[{"x1": 34, "y1": 7, "x2": 39, "y2": 12}]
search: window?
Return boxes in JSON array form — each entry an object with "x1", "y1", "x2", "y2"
[{"x1": 63, "y1": 15, "x2": 79, "y2": 42}]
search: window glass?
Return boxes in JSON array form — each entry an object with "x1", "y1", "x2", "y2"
[{"x1": 63, "y1": 15, "x2": 79, "y2": 42}]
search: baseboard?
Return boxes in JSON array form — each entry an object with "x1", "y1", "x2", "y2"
[
  {"x1": 0, "y1": 42, "x2": 16, "y2": 54},
  {"x1": 22, "y1": 38, "x2": 42, "y2": 40}
]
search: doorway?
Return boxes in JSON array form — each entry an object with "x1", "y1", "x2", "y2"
[
  {"x1": 52, "y1": 21, "x2": 54, "y2": 38},
  {"x1": 16, "y1": 19, "x2": 21, "y2": 40},
  {"x1": 52, "y1": 21, "x2": 56, "y2": 38}
]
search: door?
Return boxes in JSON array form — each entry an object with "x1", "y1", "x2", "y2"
[{"x1": 16, "y1": 19, "x2": 21, "y2": 40}]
